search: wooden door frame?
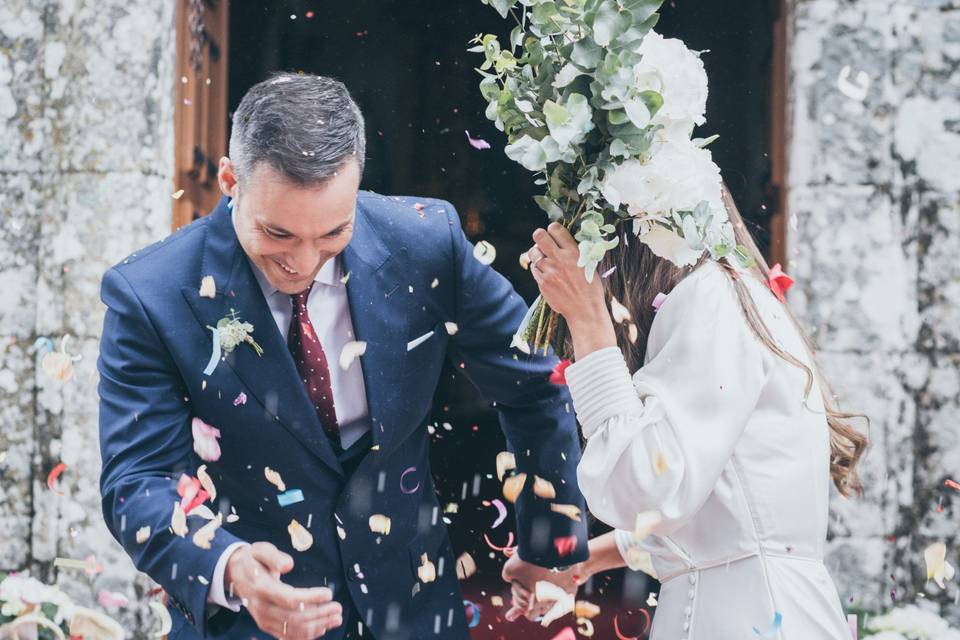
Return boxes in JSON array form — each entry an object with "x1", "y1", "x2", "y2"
[
  {"x1": 768, "y1": 0, "x2": 789, "y2": 268},
  {"x1": 172, "y1": 0, "x2": 230, "y2": 231}
]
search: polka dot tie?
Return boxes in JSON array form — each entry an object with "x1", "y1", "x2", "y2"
[{"x1": 288, "y1": 283, "x2": 339, "y2": 439}]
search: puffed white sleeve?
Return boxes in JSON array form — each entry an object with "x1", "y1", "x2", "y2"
[{"x1": 567, "y1": 265, "x2": 771, "y2": 536}]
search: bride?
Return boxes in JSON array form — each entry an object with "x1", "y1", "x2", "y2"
[{"x1": 506, "y1": 187, "x2": 867, "y2": 639}]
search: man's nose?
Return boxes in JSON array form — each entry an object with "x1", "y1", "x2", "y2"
[{"x1": 288, "y1": 249, "x2": 320, "y2": 274}]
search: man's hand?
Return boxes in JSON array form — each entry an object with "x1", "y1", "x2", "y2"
[
  {"x1": 501, "y1": 554, "x2": 584, "y2": 623},
  {"x1": 224, "y1": 542, "x2": 342, "y2": 638}
]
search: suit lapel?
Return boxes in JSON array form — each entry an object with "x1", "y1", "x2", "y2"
[
  {"x1": 342, "y1": 203, "x2": 408, "y2": 454},
  {"x1": 181, "y1": 198, "x2": 345, "y2": 478}
]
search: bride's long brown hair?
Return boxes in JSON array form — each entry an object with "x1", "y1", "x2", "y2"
[{"x1": 582, "y1": 185, "x2": 869, "y2": 498}]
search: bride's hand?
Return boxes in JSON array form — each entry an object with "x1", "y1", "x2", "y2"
[{"x1": 525, "y1": 223, "x2": 606, "y2": 325}]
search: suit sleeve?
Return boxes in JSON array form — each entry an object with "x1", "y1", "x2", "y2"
[
  {"x1": 441, "y1": 202, "x2": 589, "y2": 567},
  {"x1": 97, "y1": 267, "x2": 244, "y2": 634}
]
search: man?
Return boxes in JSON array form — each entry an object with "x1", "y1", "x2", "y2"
[{"x1": 98, "y1": 72, "x2": 588, "y2": 639}]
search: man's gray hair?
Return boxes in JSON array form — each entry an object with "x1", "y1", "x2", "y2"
[{"x1": 228, "y1": 72, "x2": 366, "y2": 186}]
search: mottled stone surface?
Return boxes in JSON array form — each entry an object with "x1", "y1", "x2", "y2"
[
  {"x1": 789, "y1": 0, "x2": 960, "y2": 621},
  {"x1": 0, "y1": 0, "x2": 176, "y2": 634}
]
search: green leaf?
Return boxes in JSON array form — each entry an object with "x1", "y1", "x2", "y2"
[
  {"x1": 553, "y1": 62, "x2": 584, "y2": 88},
  {"x1": 482, "y1": 0, "x2": 518, "y2": 19},
  {"x1": 592, "y1": 4, "x2": 630, "y2": 47},
  {"x1": 638, "y1": 90, "x2": 664, "y2": 118},
  {"x1": 543, "y1": 100, "x2": 569, "y2": 127},
  {"x1": 505, "y1": 135, "x2": 549, "y2": 171},
  {"x1": 534, "y1": 195, "x2": 566, "y2": 221},
  {"x1": 571, "y1": 39, "x2": 603, "y2": 69},
  {"x1": 607, "y1": 109, "x2": 630, "y2": 126}
]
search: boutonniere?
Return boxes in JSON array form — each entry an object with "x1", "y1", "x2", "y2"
[{"x1": 202, "y1": 309, "x2": 263, "y2": 376}]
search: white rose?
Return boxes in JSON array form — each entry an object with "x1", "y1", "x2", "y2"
[
  {"x1": 633, "y1": 31, "x2": 709, "y2": 140},
  {"x1": 601, "y1": 139, "x2": 724, "y2": 218}
]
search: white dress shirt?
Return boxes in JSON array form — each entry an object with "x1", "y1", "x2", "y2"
[
  {"x1": 207, "y1": 254, "x2": 371, "y2": 612},
  {"x1": 567, "y1": 261, "x2": 850, "y2": 639}
]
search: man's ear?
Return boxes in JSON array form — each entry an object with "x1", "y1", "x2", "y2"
[{"x1": 217, "y1": 157, "x2": 239, "y2": 198}]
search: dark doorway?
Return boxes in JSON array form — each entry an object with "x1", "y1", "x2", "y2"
[{"x1": 228, "y1": 2, "x2": 781, "y2": 637}]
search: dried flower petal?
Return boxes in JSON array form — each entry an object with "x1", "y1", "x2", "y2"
[
  {"x1": 418, "y1": 553, "x2": 436, "y2": 583},
  {"x1": 288, "y1": 519, "x2": 314, "y2": 551},
  {"x1": 199, "y1": 275, "x2": 216, "y2": 299},
  {"x1": 171, "y1": 502, "x2": 188, "y2": 537},
  {"x1": 473, "y1": 240, "x2": 496, "y2": 265},
  {"x1": 496, "y1": 451, "x2": 516, "y2": 482},
  {"x1": 503, "y1": 472, "x2": 527, "y2": 504},
  {"x1": 264, "y1": 466, "x2": 286, "y2": 492},
  {"x1": 368, "y1": 514, "x2": 392, "y2": 535},
  {"x1": 192, "y1": 417, "x2": 221, "y2": 462},
  {"x1": 192, "y1": 513, "x2": 223, "y2": 549},
  {"x1": 610, "y1": 296, "x2": 631, "y2": 323},
  {"x1": 135, "y1": 526, "x2": 151, "y2": 544},
  {"x1": 196, "y1": 464, "x2": 217, "y2": 502},
  {"x1": 550, "y1": 503, "x2": 582, "y2": 522},
  {"x1": 533, "y1": 475, "x2": 556, "y2": 499},
  {"x1": 456, "y1": 552, "x2": 477, "y2": 580},
  {"x1": 339, "y1": 341, "x2": 367, "y2": 370}
]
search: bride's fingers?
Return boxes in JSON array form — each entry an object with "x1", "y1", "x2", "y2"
[
  {"x1": 532, "y1": 228, "x2": 561, "y2": 258},
  {"x1": 546, "y1": 222, "x2": 577, "y2": 251},
  {"x1": 505, "y1": 604, "x2": 526, "y2": 622}
]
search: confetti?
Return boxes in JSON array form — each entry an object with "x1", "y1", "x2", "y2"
[
  {"x1": 97, "y1": 590, "x2": 130, "y2": 608},
  {"x1": 444, "y1": 322, "x2": 459, "y2": 336},
  {"x1": 202, "y1": 326, "x2": 222, "y2": 376},
  {"x1": 924, "y1": 541, "x2": 955, "y2": 588},
  {"x1": 192, "y1": 513, "x2": 223, "y2": 549},
  {"x1": 135, "y1": 526, "x2": 151, "y2": 544},
  {"x1": 503, "y1": 473, "x2": 527, "y2": 503},
  {"x1": 600, "y1": 266, "x2": 617, "y2": 279},
  {"x1": 192, "y1": 417, "x2": 221, "y2": 462},
  {"x1": 47, "y1": 462, "x2": 67, "y2": 495},
  {"x1": 407, "y1": 331, "x2": 435, "y2": 352},
  {"x1": 431, "y1": 278, "x2": 439, "y2": 288},
  {"x1": 484, "y1": 498, "x2": 508, "y2": 528},
  {"x1": 199, "y1": 275, "x2": 216, "y2": 298},
  {"x1": 149, "y1": 601, "x2": 173, "y2": 637},
  {"x1": 496, "y1": 451, "x2": 516, "y2": 482},
  {"x1": 610, "y1": 296, "x2": 631, "y2": 323},
  {"x1": 491, "y1": 595, "x2": 504, "y2": 607},
  {"x1": 533, "y1": 475, "x2": 557, "y2": 499},
  {"x1": 171, "y1": 189, "x2": 185, "y2": 200},
  {"x1": 575, "y1": 601, "x2": 600, "y2": 618},
  {"x1": 171, "y1": 502, "x2": 188, "y2": 537},
  {"x1": 339, "y1": 341, "x2": 367, "y2": 370},
  {"x1": 473, "y1": 240, "x2": 496, "y2": 265},
  {"x1": 519, "y1": 252, "x2": 531, "y2": 270},
  {"x1": 288, "y1": 519, "x2": 313, "y2": 551},
  {"x1": 465, "y1": 130, "x2": 491, "y2": 150},
  {"x1": 369, "y1": 514, "x2": 392, "y2": 535},
  {"x1": 233, "y1": 391, "x2": 247, "y2": 406},
  {"x1": 752, "y1": 612, "x2": 783, "y2": 638},
  {"x1": 549, "y1": 359, "x2": 572, "y2": 385},
  {"x1": 576, "y1": 618, "x2": 594, "y2": 637},
  {"x1": 264, "y1": 467, "x2": 286, "y2": 492},
  {"x1": 463, "y1": 600, "x2": 482, "y2": 628},
  {"x1": 54, "y1": 557, "x2": 98, "y2": 571},
  {"x1": 400, "y1": 467, "x2": 420, "y2": 494},
  {"x1": 614, "y1": 611, "x2": 650, "y2": 639},
  {"x1": 945, "y1": 479, "x2": 960, "y2": 492},
  {"x1": 456, "y1": 552, "x2": 477, "y2": 580},
  {"x1": 627, "y1": 323, "x2": 638, "y2": 343},
  {"x1": 277, "y1": 489, "x2": 305, "y2": 506},
  {"x1": 196, "y1": 464, "x2": 217, "y2": 502},
  {"x1": 652, "y1": 451, "x2": 668, "y2": 475},
  {"x1": 177, "y1": 474, "x2": 208, "y2": 514},
  {"x1": 535, "y1": 580, "x2": 575, "y2": 627},
  {"x1": 41, "y1": 350, "x2": 74, "y2": 382},
  {"x1": 552, "y1": 627, "x2": 577, "y2": 640},
  {"x1": 483, "y1": 531, "x2": 515, "y2": 553},
  {"x1": 418, "y1": 554, "x2": 437, "y2": 583},
  {"x1": 554, "y1": 535, "x2": 578, "y2": 557},
  {"x1": 550, "y1": 503, "x2": 582, "y2": 522},
  {"x1": 767, "y1": 263, "x2": 794, "y2": 303},
  {"x1": 652, "y1": 292, "x2": 668, "y2": 311},
  {"x1": 645, "y1": 592, "x2": 658, "y2": 607}
]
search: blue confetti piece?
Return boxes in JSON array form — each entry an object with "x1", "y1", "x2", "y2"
[
  {"x1": 753, "y1": 612, "x2": 783, "y2": 638},
  {"x1": 277, "y1": 489, "x2": 304, "y2": 507}
]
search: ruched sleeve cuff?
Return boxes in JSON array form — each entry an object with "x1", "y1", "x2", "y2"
[{"x1": 565, "y1": 347, "x2": 644, "y2": 438}]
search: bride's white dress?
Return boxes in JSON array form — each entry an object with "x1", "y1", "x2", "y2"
[{"x1": 566, "y1": 261, "x2": 851, "y2": 640}]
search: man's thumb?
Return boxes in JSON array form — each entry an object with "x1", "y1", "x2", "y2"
[{"x1": 250, "y1": 542, "x2": 294, "y2": 574}]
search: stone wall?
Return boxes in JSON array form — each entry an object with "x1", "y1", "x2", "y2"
[
  {"x1": 787, "y1": 0, "x2": 960, "y2": 619},
  {"x1": 0, "y1": 0, "x2": 177, "y2": 632}
]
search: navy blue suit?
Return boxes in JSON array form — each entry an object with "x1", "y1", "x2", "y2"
[{"x1": 97, "y1": 193, "x2": 588, "y2": 639}]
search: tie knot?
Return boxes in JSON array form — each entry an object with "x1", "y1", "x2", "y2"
[{"x1": 291, "y1": 282, "x2": 314, "y2": 310}]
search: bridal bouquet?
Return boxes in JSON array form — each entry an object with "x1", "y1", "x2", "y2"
[
  {"x1": 472, "y1": 0, "x2": 752, "y2": 355},
  {"x1": 0, "y1": 573, "x2": 124, "y2": 640}
]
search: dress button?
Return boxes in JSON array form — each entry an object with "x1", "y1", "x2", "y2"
[
  {"x1": 684, "y1": 605, "x2": 692, "y2": 616},
  {"x1": 688, "y1": 573, "x2": 697, "y2": 584},
  {"x1": 683, "y1": 622, "x2": 690, "y2": 631},
  {"x1": 687, "y1": 589, "x2": 695, "y2": 599}
]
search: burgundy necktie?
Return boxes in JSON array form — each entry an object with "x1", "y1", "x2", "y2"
[{"x1": 288, "y1": 283, "x2": 340, "y2": 439}]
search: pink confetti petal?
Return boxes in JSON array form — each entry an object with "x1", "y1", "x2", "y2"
[
  {"x1": 652, "y1": 292, "x2": 668, "y2": 312},
  {"x1": 97, "y1": 590, "x2": 130, "y2": 608},
  {"x1": 465, "y1": 130, "x2": 491, "y2": 150},
  {"x1": 233, "y1": 392, "x2": 247, "y2": 407},
  {"x1": 400, "y1": 467, "x2": 420, "y2": 494},
  {"x1": 485, "y1": 498, "x2": 507, "y2": 529},
  {"x1": 192, "y1": 417, "x2": 222, "y2": 462}
]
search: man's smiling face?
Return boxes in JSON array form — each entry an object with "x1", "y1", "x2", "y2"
[{"x1": 221, "y1": 158, "x2": 362, "y2": 295}]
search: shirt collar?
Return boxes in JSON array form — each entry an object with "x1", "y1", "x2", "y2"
[{"x1": 247, "y1": 254, "x2": 342, "y2": 299}]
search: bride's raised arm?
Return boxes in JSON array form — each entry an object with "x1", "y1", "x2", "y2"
[{"x1": 566, "y1": 263, "x2": 773, "y2": 535}]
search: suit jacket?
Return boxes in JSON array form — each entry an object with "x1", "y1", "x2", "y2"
[{"x1": 97, "y1": 192, "x2": 589, "y2": 639}]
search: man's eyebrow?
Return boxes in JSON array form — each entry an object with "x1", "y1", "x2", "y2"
[{"x1": 262, "y1": 221, "x2": 352, "y2": 238}]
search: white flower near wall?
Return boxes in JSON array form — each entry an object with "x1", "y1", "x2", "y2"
[{"x1": 633, "y1": 31, "x2": 709, "y2": 141}]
